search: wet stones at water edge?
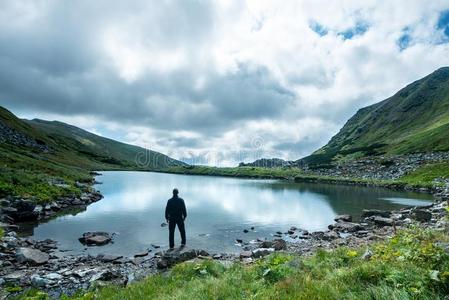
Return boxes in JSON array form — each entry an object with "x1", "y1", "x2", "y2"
[
  {"x1": 156, "y1": 248, "x2": 210, "y2": 269},
  {"x1": 79, "y1": 232, "x2": 113, "y2": 246}
]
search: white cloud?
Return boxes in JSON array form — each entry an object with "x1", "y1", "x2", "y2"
[{"x1": 3, "y1": 0, "x2": 449, "y2": 166}]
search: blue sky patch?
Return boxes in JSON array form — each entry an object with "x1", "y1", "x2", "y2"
[
  {"x1": 338, "y1": 21, "x2": 369, "y2": 40},
  {"x1": 437, "y1": 10, "x2": 449, "y2": 37},
  {"x1": 309, "y1": 20, "x2": 328, "y2": 36},
  {"x1": 397, "y1": 27, "x2": 412, "y2": 51}
]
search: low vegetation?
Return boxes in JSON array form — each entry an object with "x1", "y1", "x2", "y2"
[
  {"x1": 165, "y1": 163, "x2": 448, "y2": 190},
  {"x1": 400, "y1": 162, "x2": 449, "y2": 187},
  {"x1": 14, "y1": 226, "x2": 449, "y2": 300}
]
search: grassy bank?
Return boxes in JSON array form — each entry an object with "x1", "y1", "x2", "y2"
[
  {"x1": 15, "y1": 226, "x2": 449, "y2": 299},
  {"x1": 164, "y1": 162, "x2": 449, "y2": 191}
]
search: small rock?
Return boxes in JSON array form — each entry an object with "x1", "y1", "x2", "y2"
[
  {"x1": 243, "y1": 229, "x2": 249, "y2": 233},
  {"x1": 97, "y1": 254, "x2": 122, "y2": 262},
  {"x1": 134, "y1": 250, "x2": 149, "y2": 257},
  {"x1": 371, "y1": 216, "x2": 394, "y2": 227},
  {"x1": 31, "y1": 274, "x2": 51, "y2": 287},
  {"x1": 322, "y1": 231, "x2": 340, "y2": 241},
  {"x1": 252, "y1": 248, "x2": 275, "y2": 258},
  {"x1": 361, "y1": 209, "x2": 391, "y2": 218},
  {"x1": 328, "y1": 222, "x2": 365, "y2": 233},
  {"x1": 240, "y1": 251, "x2": 252, "y2": 258},
  {"x1": 334, "y1": 214, "x2": 352, "y2": 222},
  {"x1": 412, "y1": 209, "x2": 432, "y2": 222},
  {"x1": 362, "y1": 249, "x2": 373, "y2": 261},
  {"x1": 45, "y1": 273, "x2": 63, "y2": 280}
]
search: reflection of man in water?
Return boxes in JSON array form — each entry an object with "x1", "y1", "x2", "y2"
[{"x1": 165, "y1": 188, "x2": 187, "y2": 249}]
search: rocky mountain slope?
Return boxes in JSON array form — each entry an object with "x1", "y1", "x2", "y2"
[
  {"x1": 0, "y1": 106, "x2": 185, "y2": 201},
  {"x1": 0, "y1": 106, "x2": 185, "y2": 170},
  {"x1": 300, "y1": 67, "x2": 449, "y2": 167}
]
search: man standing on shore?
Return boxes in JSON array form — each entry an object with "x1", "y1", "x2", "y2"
[{"x1": 165, "y1": 188, "x2": 187, "y2": 249}]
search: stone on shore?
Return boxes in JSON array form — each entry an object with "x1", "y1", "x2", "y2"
[
  {"x1": 328, "y1": 221, "x2": 364, "y2": 233},
  {"x1": 371, "y1": 216, "x2": 394, "y2": 227},
  {"x1": 15, "y1": 247, "x2": 49, "y2": 265},
  {"x1": 412, "y1": 209, "x2": 432, "y2": 222},
  {"x1": 361, "y1": 209, "x2": 391, "y2": 218},
  {"x1": 334, "y1": 214, "x2": 352, "y2": 222},
  {"x1": 156, "y1": 248, "x2": 210, "y2": 269},
  {"x1": 79, "y1": 232, "x2": 112, "y2": 246},
  {"x1": 252, "y1": 248, "x2": 275, "y2": 258}
]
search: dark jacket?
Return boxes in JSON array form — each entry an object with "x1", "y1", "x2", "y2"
[{"x1": 165, "y1": 196, "x2": 187, "y2": 221}]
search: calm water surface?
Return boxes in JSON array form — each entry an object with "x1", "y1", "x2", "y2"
[{"x1": 26, "y1": 171, "x2": 433, "y2": 256}]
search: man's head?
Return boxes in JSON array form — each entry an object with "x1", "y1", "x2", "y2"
[{"x1": 173, "y1": 188, "x2": 179, "y2": 196}]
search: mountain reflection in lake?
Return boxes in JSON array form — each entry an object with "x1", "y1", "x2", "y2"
[{"x1": 27, "y1": 172, "x2": 433, "y2": 256}]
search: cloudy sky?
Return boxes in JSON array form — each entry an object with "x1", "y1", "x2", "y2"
[{"x1": 1, "y1": 1, "x2": 449, "y2": 166}]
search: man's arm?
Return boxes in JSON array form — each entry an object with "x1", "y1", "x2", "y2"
[
  {"x1": 165, "y1": 201, "x2": 170, "y2": 222},
  {"x1": 181, "y1": 199, "x2": 187, "y2": 220}
]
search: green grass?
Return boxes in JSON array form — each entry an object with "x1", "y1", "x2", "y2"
[
  {"x1": 14, "y1": 226, "x2": 449, "y2": 300},
  {"x1": 400, "y1": 162, "x2": 449, "y2": 186},
  {"x1": 0, "y1": 228, "x2": 4, "y2": 239},
  {"x1": 163, "y1": 165, "x2": 304, "y2": 179},
  {"x1": 163, "y1": 164, "x2": 446, "y2": 191}
]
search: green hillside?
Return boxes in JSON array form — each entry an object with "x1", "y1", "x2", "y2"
[
  {"x1": 301, "y1": 67, "x2": 449, "y2": 166},
  {"x1": 0, "y1": 106, "x2": 185, "y2": 202},
  {"x1": 25, "y1": 118, "x2": 183, "y2": 170}
]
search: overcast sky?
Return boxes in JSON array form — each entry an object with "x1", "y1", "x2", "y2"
[{"x1": 1, "y1": 1, "x2": 449, "y2": 166}]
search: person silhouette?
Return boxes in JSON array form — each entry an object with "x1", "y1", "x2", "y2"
[{"x1": 165, "y1": 188, "x2": 187, "y2": 249}]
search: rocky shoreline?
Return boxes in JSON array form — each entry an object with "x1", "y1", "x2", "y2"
[{"x1": 1, "y1": 173, "x2": 448, "y2": 299}]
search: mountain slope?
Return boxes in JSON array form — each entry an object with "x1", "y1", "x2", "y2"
[
  {"x1": 25, "y1": 118, "x2": 184, "y2": 169},
  {"x1": 0, "y1": 106, "x2": 185, "y2": 201},
  {"x1": 301, "y1": 67, "x2": 449, "y2": 166}
]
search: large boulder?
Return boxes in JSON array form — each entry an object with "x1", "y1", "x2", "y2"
[
  {"x1": 79, "y1": 232, "x2": 112, "y2": 246},
  {"x1": 3, "y1": 200, "x2": 38, "y2": 222},
  {"x1": 259, "y1": 239, "x2": 287, "y2": 251},
  {"x1": 15, "y1": 247, "x2": 49, "y2": 265},
  {"x1": 412, "y1": 209, "x2": 432, "y2": 222},
  {"x1": 322, "y1": 231, "x2": 340, "y2": 241},
  {"x1": 361, "y1": 209, "x2": 391, "y2": 219}
]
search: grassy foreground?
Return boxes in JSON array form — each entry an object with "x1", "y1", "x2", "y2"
[{"x1": 16, "y1": 226, "x2": 449, "y2": 300}]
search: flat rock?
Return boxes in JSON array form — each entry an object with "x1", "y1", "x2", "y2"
[
  {"x1": 372, "y1": 216, "x2": 394, "y2": 227},
  {"x1": 334, "y1": 214, "x2": 352, "y2": 222},
  {"x1": 157, "y1": 248, "x2": 209, "y2": 269},
  {"x1": 15, "y1": 247, "x2": 49, "y2": 265},
  {"x1": 240, "y1": 250, "x2": 252, "y2": 258},
  {"x1": 328, "y1": 222, "x2": 365, "y2": 233},
  {"x1": 97, "y1": 254, "x2": 122, "y2": 262},
  {"x1": 134, "y1": 250, "x2": 149, "y2": 257},
  {"x1": 322, "y1": 231, "x2": 340, "y2": 241},
  {"x1": 361, "y1": 209, "x2": 391, "y2": 218},
  {"x1": 252, "y1": 248, "x2": 275, "y2": 258},
  {"x1": 79, "y1": 232, "x2": 112, "y2": 246}
]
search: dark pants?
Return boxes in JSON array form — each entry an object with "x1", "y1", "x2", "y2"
[{"x1": 169, "y1": 219, "x2": 186, "y2": 248}]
